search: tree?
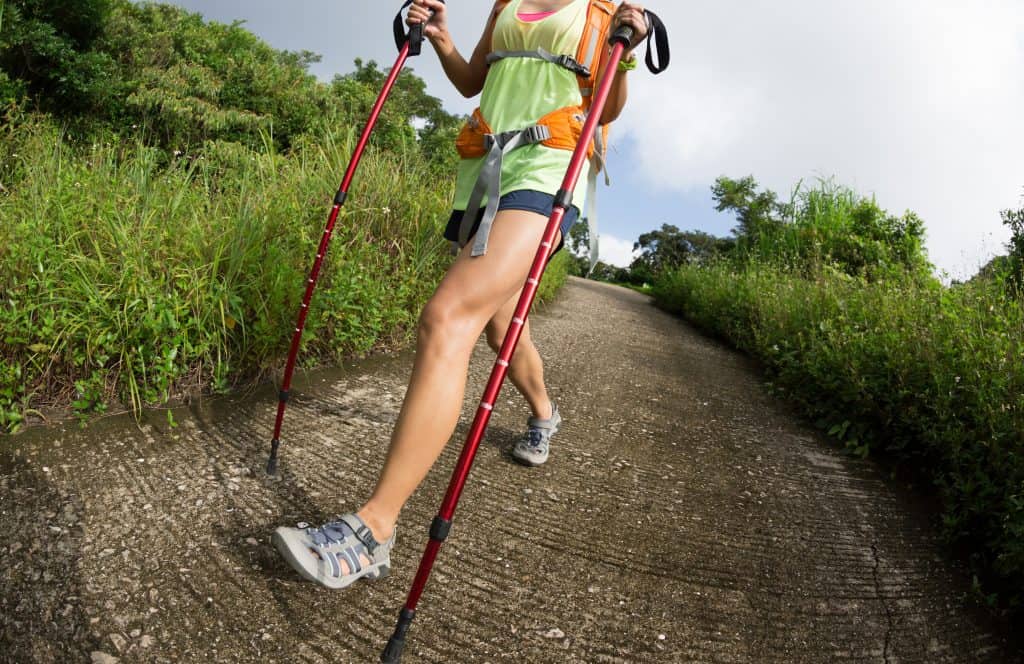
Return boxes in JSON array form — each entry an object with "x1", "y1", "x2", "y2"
[
  {"x1": 711, "y1": 175, "x2": 787, "y2": 244},
  {"x1": 0, "y1": 0, "x2": 115, "y2": 112},
  {"x1": 629, "y1": 224, "x2": 731, "y2": 281},
  {"x1": 1002, "y1": 198, "x2": 1024, "y2": 285},
  {"x1": 331, "y1": 59, "x2": 461, "y2": 170}
]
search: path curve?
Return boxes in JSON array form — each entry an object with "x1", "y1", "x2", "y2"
[{"x1": 0, "y1": 277, "x2": 1017, "y2": 663}]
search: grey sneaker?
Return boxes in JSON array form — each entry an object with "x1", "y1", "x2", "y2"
[
  {"x1": 272, "y1": 513, "x2": 394, "y2": 589},
  {"x1": 511, "y1": 403, "x2": 561, "y2": 467}
]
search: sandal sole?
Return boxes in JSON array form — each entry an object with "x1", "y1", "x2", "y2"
[{"x1": 272, "y1": 529, "x2": 390, "y2": 590}]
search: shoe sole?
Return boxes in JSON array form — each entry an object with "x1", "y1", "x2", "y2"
[{"x1": 272, "y1": 529, "x2": 389, "y2": 590}]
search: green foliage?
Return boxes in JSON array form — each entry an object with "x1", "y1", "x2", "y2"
[
  {"x1": 653, "y1": 179, "x2": 1024, "y2": 613},
  {"x1": 713, "y1": 176, "x2": 931, "y2": 280},
  {"x1": 0, "y1": 0, "x2": 115, "y2": 112},
  {"x1": 0, "y1": 0, "x2": 566, "y2": 433},
  {"x1": 1001, "y1": 200, "x2": 1024, "y2": 286},
  {"x1": 535, "y1": 250, "x2": 569, "y2": 305},
  {"x1": 330, "y1": 59, "x2": 460, "y2": 174},
  {"x1": 712, "y1": 175, "x2": 787, "y2": 246},
  {"x1": 0, "y1": 116, "x2": 455, "y2": 432},
  {"x1": 630, "y1": 224, "x2": 733, "y2": 283},
  {"x1": 1, "y1": 0, "x2": 462, "y2": 157}
]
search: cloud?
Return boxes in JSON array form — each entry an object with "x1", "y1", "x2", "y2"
[
  {"x1": 619, "y1": 1, "x2": 1024, "y2": 277},
  {"x1": 164, "y1": 1, "x2": 1024, "y2": 276},
  {"x1": 599, "y1": 233, "x2": 638, "y2": 268}
]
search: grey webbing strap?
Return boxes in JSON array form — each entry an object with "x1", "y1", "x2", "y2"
[
  {"x1": 459, "y1": 125, "x2": 552, "y2": 257},
  {"x1": 585, "y1": 163, "x2": 600, "y2": 275},
  {"x1": 487, "y1": 48, "x2": 591, "y2": 77}
]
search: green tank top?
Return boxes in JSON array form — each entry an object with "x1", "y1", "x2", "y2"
[{"x1": 452, "y1": 0, "x2": 589, "y2": 212}]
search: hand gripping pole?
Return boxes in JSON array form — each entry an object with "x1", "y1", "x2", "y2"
[
  {"x1": 381, "y1": 10, "x2": 669, "y2": 661},
  {"x1": 267, "y1": 2, "x2": 436, "y2": 476}
]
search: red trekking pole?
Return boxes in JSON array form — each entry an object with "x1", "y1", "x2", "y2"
[
  {"x1": 380, "y1": 12, "x2": 670, "y2": 663},
  {"x1": 266, "y1": 1, "x2": 440, "y2": 476}
]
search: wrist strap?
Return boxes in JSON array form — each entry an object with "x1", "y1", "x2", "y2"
[
  {"x1": 393, "y1": 0, "x2": 446, "y2": 55},
  {"x1": 640, "y1": 10, "x2": 670, "y2": 75}
]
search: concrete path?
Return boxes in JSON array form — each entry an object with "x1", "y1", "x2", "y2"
[{"x1": 0, "y1": 277, "x2": 1017, "y2": 663}]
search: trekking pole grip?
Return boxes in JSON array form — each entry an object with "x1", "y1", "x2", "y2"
[
  {"x1": 610, "y1": 24, "x2": 635, "y2": 48},
  {"x1": 409, "y1": 23, "x2": 425, "y2": 56}
]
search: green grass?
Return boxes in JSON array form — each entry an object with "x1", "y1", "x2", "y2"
[
  {"x1": 0, "y1": 121, "x2": 407, "y2": 426},
  {"x1": 0, "y1": 116, "x2": 569, "y2": 431}
]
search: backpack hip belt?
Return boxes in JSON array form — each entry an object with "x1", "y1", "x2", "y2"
[{"x1": 454, "y1": 105, "x2": 598, "y2": 257}]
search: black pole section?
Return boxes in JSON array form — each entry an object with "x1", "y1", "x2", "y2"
[
  {"x1": 611, "y1": 24, "x2": 635, "y2": 47},
  {"x1": 381, "y1": 609, "x2": 416, "y2": 664}
]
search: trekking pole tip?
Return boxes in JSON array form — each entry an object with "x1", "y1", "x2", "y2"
[
  {"x1": 380, "y1": 608, "x2": 416, "y2": 663},
  {"x1": 266, "y1": 439, "x2": 281, "y2": 476},
  {"x1": 380, "y1": 636, "x2": 406, "y2": 663}
]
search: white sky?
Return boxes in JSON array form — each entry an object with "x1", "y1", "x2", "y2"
[{"x1": 164, "y1": 1, "x2": 1024, "y2": 276}]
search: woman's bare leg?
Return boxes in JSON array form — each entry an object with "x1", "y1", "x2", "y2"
[
  {"x1": 486, "y1": 291, "x2": 553, "y2": 421},
  {"x1": 355, "y1": 211, "x2": 556, "y2": 543}
]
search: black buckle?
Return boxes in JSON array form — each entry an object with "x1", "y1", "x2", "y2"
[
  {"x1": 556, "y1": 54, "x2": 589, "y2": 77},
  {"x1": 356, "y1": 525, "x2": 378, "y2": 554}
]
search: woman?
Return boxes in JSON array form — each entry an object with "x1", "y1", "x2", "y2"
[{"x1": 274, "y1": 0, "x2": 648, "y2": 589}]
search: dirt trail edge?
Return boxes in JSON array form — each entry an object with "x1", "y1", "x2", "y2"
[{"x1": 1, "y1": 277, "x2": 1017, "y2": 663}]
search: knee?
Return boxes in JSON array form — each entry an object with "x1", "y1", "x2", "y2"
[{"x1": 418, "y1": 296, "x2": 471, "y2": 355}]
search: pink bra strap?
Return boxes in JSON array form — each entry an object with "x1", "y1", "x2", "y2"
[{"x1": 517, "y1": 10, "x2": 557, "y2": 22}]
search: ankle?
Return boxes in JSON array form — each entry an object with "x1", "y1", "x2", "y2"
[
  {"x1": 356, "y1": 504, "x2": 396, "y2": 543},
  {"x1": 533, "y1": 399, "x2": 553, "y2": 421}
]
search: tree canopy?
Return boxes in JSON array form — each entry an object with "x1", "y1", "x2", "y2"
[{"x1": 0, "y1": 0, "x2": 461, "y2": 162}]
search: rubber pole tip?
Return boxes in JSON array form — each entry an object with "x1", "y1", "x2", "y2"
[
  {"x1": 380, "y1": 636, "x2": 405, "y2": 663},
  {"x1": 267, "y1": 439, "x2": 281, "y2": 476}
]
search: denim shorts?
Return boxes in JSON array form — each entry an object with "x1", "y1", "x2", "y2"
[{"x1": 444, "y1": 189, "x2": 581, "y2": 255}]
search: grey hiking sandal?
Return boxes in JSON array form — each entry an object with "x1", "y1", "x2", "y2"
[
  {"x1": 511, "y1": 403, "x2": 561, "y2": 467},
  {"x1": 272, "y1": 513, "x2": 394, "y2": 589}
]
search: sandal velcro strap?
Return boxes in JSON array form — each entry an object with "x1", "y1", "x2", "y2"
[{"x1": 339, "y1": 514, "x2": 379, "y2": 554}]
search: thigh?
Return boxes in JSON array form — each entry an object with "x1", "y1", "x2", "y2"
[{"x1": 433, "y1": 208, "x2": 558, "y2": 326}]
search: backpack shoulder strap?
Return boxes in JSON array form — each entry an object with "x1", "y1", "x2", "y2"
[{"x1": 575, "y1": 0, "x2": 616, "y2": 106}]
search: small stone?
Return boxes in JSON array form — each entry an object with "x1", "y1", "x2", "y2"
[
  {"x1": 130, "y1": 629, "x2": 141, "y2": 638},
  {"x1": 522, "y1": 489, "x2": 533, "y2": 496},
  {"x1": 91, "y1": 653, "x2": 119, "y2": 664},
  {"x1": 108, "y1": 633, "x2": 127, "y2": 653},
  {"x1": 658, "y1": 634, "x2": 667, "y2": 641},
  {"x1": 140, "y1": 635, "x2": 155, "y2": 648},
  {"x1": 543, "y1": 628, "x2": 565, "y2": 639},
  {"x1": 245, "y1": 538, "x2": 259, "y2": 546}
]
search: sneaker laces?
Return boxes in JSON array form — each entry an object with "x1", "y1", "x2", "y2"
[{"x1": 526, "y1": 427, "x2": 546, "y2": 449}]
